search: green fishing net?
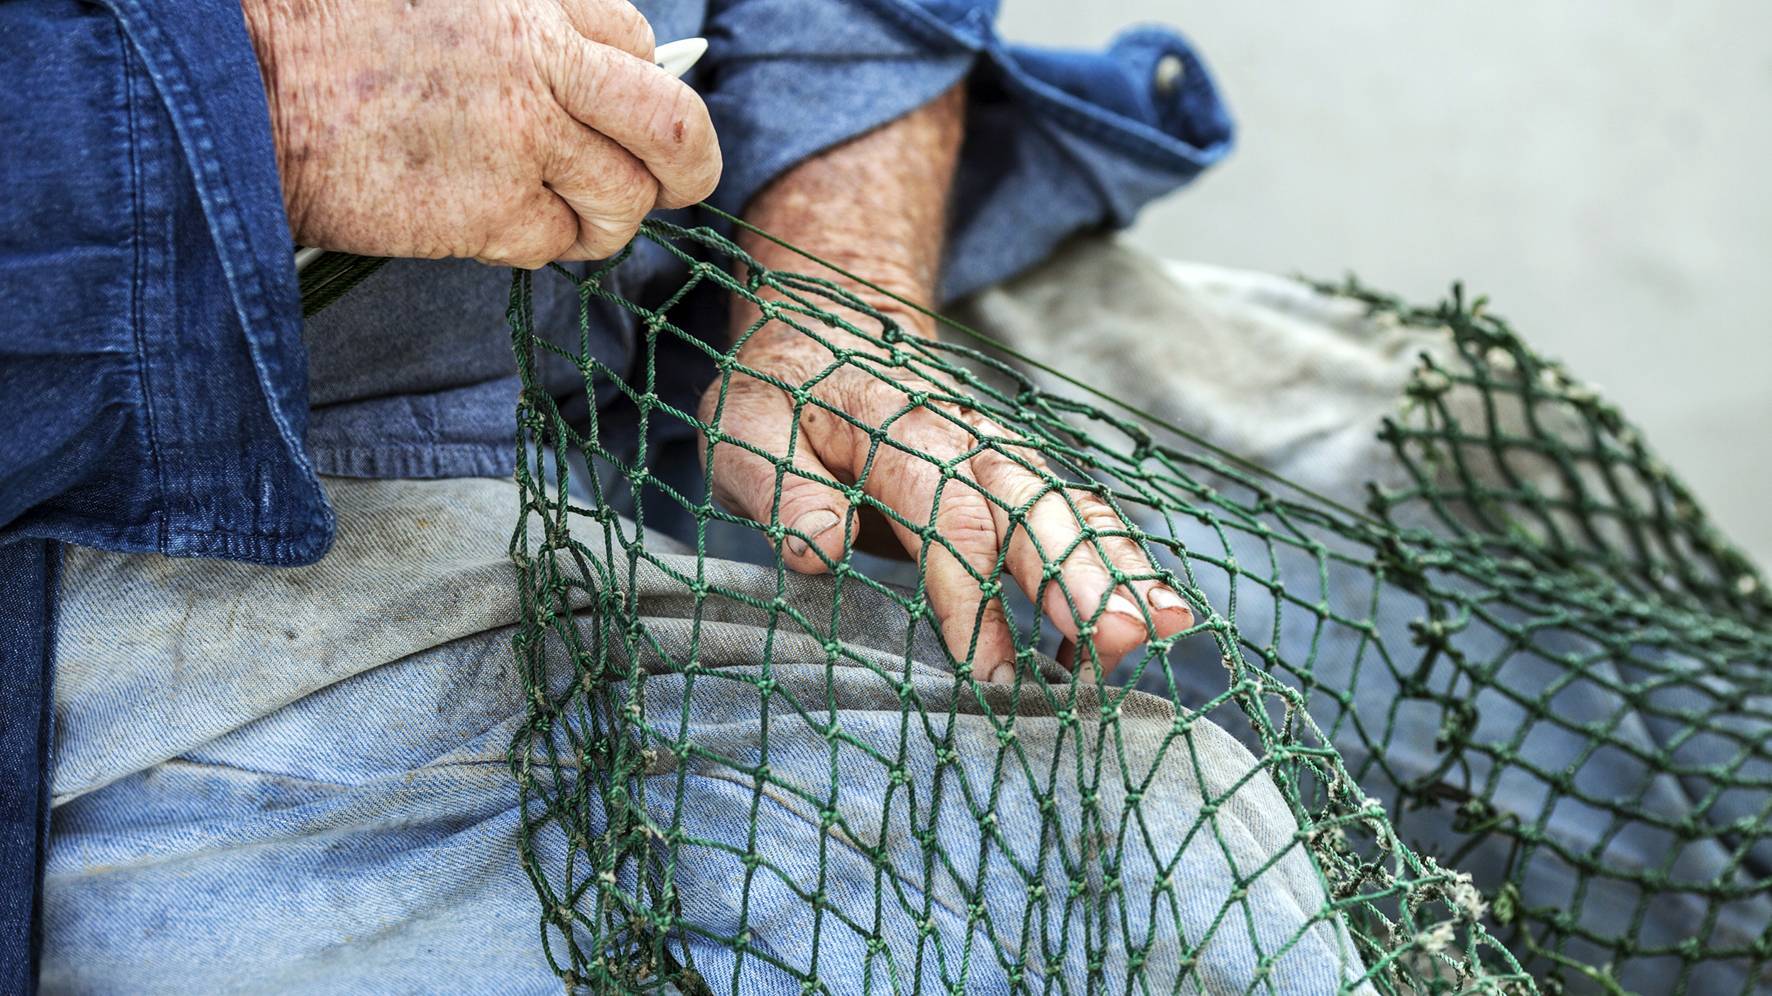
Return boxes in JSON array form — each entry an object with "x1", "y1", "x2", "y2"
[{"x1": 459, "y1": 218, "x2": 1770, "y2": 994}]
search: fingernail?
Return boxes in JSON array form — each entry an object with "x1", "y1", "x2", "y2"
[
  {"x1": 785, "y1": 509, "x2": 840, "y2": 557},
  {"x1": 1074, "y1": 663, "x2": 1098, "y2": 684},
  {"x1": 1105, "y1": 593, "x2": 1143, "y2": 624},
  {"x1": 1148, "y1": 586, "x2": 1188, "y2": 613},
  {"x1": 989, "y1": 661, "x2": 1017, "y2": 685}
]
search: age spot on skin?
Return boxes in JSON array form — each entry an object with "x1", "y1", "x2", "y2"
[
  {"x1": 673, "y1": 120, "x2": 685, "y2": 143},
  {"x1": 417, "y1": 69, "x2": 446, "y2": 102},
  {"x1": 351, "y1": 69, "x2": 387, "y2": 100}
]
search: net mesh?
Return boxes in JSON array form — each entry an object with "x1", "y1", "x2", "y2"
[{"x1": 498, "y1": 220, "x2": 1771, "y2": 994}]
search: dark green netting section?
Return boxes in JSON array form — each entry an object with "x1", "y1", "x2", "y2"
[
  {"x1": 500, "y1": 219, "x2": 1769, "y2": 994},
  {"x1": 1319, "y1": 279, "x2": 1771, "y2": 991}
]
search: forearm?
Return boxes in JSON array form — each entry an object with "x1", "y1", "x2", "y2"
[{"x1": 734, "y1": 82, "x2": 965, "y2": 331}]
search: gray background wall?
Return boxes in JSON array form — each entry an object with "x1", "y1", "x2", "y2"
[{"x1": 997, "y1": 2, "x2": 1772, "y2": 567}]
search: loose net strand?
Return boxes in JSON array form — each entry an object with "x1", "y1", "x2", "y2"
[{"x1": 496, "y1": 217, "x2": 1770, "y2": 995}]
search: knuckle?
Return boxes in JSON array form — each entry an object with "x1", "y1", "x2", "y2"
[
  {"x1": 776, "y1": 486, "x2": 835, "y2": 526},
  {"x1": 563, "y1": 137, "x2": 635, "y2": 194},
  {"x1": 707, "y1": 475, "x2": 748, "y2": 517},
  {"x1": 486, "y1": 223, "x2": 573, "y2": 270},
  {"x1": 615, "y1": 170, "x2": 660, "y2": 217},
  {"x1": 555, "y1": 37, "x2": 607, "y2": 99},
  {"x1": 575, "y1": 153, "x2": 657, "y2": 221},
  {"x1": 1055, "y1": 534, "x2": 1114, "y2": 576},
  {"x1": 703, "y1": 445, "x2": 765, "y2": 515},
  {"x1": 935, "y1": 507, "x2": 1001, "y2": 557},
  {"x1": 578, "y1": 214, "x2": 642, "y2": 256},
  {"x1": 886, "y1": 401, "x2": 962, "y2": 447},
  {"x1": 985, "y1": 459, "x2": 1050, "y2": 510},
  {"x1": 700, "y1": 376, "x2": 784, "y2": 450},
  {"x1": 725, "y1": 370, "x2": 790, "y2": 413},
  {"x1": 741, "y1": 334, "x2": 833, "y2": 391},
  {"x1": 1077, "y1": 493, "x2": 1127, "y2": 528}
]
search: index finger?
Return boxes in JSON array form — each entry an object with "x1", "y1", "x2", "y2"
[
  {"x1": 557, "y1": 0, "x2": 655, "y2": 61},
  {"x1": 546, "y1": 41, "x2": 723, "y2": 208}
]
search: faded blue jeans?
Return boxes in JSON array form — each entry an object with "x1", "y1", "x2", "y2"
[{"x1": 42, "y1": 475, "x2": 1369, "y2": 994}]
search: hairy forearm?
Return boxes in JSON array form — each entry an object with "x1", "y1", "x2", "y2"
[{"x1": 735, "y1": 83, "x2": 965, "y2": 331}]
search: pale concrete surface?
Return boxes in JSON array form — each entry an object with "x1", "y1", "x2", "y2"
[{"x1": 998, "y1": 2, "x2": 1772, "y2": 567}]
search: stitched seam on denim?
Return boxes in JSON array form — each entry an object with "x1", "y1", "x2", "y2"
[
  {"x1": 305, "y1": 442, "x2": 513, "y2": 458},
  {"x1": 19, "y1": 517, "x2": 261, "y2": 547},
  {"x1": 306, "y1": 444, "x2": 514, "y2": 481},
  {"x1": 8, "y1": 516, "x2": 326, "y2": 570},
  {"x1": 176, "y1": 533, "x2": 331, "y2": 564},
  {"x1": 117, "y1": 26, "x2": 171, "y2": 556}
]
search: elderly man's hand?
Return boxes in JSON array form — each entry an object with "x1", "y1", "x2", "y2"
[
  {"x1": 706, "y1": 82, "x2": 1190, "y2": 683},
  {"x1": 701, "y1": 306, "x2": 1194, "y2": 682},
  {"x1": 240, "y1": 0, "x2": 720, "y2": 267}
]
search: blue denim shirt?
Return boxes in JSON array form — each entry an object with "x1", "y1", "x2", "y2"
[{"x1": 0, "y1": 0, "x2": 1230, "y2": 988}]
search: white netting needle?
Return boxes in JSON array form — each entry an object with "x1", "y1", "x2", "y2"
[{"x1": 653, "y1": 37, "x2": 708, "y2": 80}]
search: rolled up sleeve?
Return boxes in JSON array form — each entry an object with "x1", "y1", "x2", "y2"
[
  {"x1": 701, "y1": 0, "x2": 978, "y2": 220},
  {"x1": 699, "y1": 0, "x2": 1234, "y2": 302}
]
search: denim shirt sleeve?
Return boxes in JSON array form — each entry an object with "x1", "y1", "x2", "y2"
[
  {"x1": 0, "y1": 0, "x2": 331, "y2": 569},
  {"x1": 700, "y1": 0, "x2": 1233, "y2": 302},
  {"x1": 1, "y1": 8, "x2": 326, "y2": 985}
]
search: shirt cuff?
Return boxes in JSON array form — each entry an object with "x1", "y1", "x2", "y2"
[
  {"x1": 9, "y1": 0, "x2": 333, "y2": 565},
  {"x1": 942, "y1": 26, "x2": 1234, "y2": 300}
]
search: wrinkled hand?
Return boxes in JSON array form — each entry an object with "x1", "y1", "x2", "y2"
[
  {"x1": 700, "y1": 307, "x2": 1194, "y2": 682},
  {"x1": 240, "y1": 0, "x2": 721, "y2": 266}
]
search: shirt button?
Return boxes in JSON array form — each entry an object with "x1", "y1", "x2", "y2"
[{"x1": 1154, "y1": 53, "x2": 1187, "y2": 98}]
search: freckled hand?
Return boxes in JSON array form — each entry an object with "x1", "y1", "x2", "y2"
[
  {"x1": 293, "y1": 36, "x2": 707, "y2": 274},
  {"x1": 241, "y1": 0, "x2": 723, "y2": 267}
]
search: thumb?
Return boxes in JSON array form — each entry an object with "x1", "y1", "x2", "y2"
[{"x1": 700, "y1": 374, "x2": 851, "y2": 574}]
